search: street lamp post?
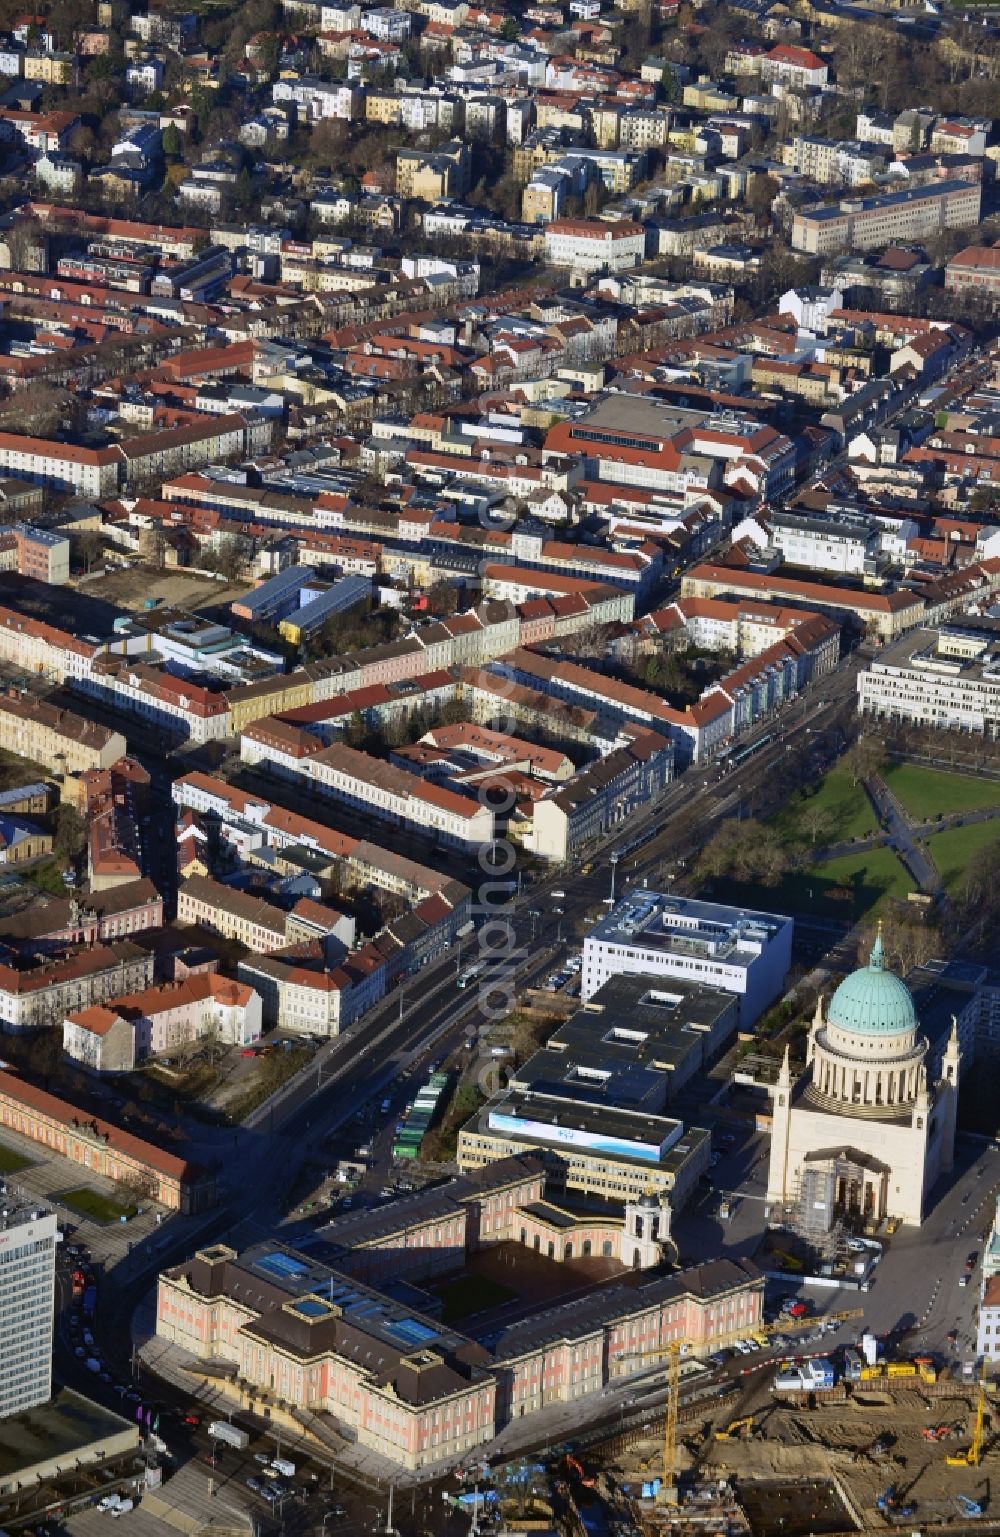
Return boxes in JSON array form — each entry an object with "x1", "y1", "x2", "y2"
[{"x1": 609, "y1": 852, "x2": 620, "y2": 905}]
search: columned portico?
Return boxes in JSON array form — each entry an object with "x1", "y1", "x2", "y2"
[{"x1": 766, "y1": 929, "x2": 961, "y2": 1228}]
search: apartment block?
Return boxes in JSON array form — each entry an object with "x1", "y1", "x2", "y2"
[
  {"x1": 529, "y1": 731, "x2": 674, "y2": 862},
  {"x1": 176, "y1": 875, "x2": 291, "y2": 953},
  {"x1": 791, "y1": 180, "x2": 982, "y2": 257},
  {"x1": 0, "y1": 524, "x2": 71, "y2": 584},
  {"x1": 63, "y1": 974, "x2": 262, "y2": 1073},
  {"x1": 945, "y1": 245, "x2": 1000, "y2": 300},
  {"x1": 543, "y1": 218, "x2": 646, "y2": 273},
  {"x1": 243, "y1": 736, "x2": 496, "y2": 850},
  {"x1": 0, "y1": 693, "x2": 126, "y2": 774},
  {"x1": 0, "y1": 942, "x2": 154, "y2": 1031}
]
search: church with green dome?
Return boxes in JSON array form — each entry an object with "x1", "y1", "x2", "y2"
[{"x1": 766, "y1": 928, "x2": 961, "y2": 1228}]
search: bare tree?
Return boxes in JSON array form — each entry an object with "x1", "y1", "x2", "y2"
[
  {"x1": 843, "y1": 736, "x2": 886, "y2": 787},
  {"x1": 800, "y1": 804, "x2": 834, "y2": 847},
  {"x1": 856, "y1": 916, "x2": 942, "y2": 977}
]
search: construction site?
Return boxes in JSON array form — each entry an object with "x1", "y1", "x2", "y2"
[{"x1": 550, "y1": 1353, "x2": 1000, "y2": 1537}]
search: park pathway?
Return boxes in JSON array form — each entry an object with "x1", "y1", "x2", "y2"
[{"x1": 808, "y1": 793, "x2": 1000, "y2": 894}]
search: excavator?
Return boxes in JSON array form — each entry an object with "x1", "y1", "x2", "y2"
[
  {"x1": 715, "y1": 1417, "x2": 754, "y2": 1441},
  {"x1": 876, "y1": 1484, "x2": 916, "y2": 1519},
  {"x1": 947, "y1": 1374, "x2": 989, "y2": 1469}
]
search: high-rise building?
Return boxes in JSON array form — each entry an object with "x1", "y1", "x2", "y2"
[{"x1": 0, "y1": 1205, "x2": 57, "y2": 1418}]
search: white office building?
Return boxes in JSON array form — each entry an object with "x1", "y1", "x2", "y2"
[
  {"x1": 582, "y1": 893, "x2": 793, "y2": 1026},
  {"x1": 0, "y1": 1205, "x2": 57, "y2": 1418},
  {"x1": 858, "y1": 622, "x2": 1000, "y2": 738}
]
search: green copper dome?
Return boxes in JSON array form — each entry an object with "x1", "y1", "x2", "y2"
[{"x1": 826, "y1": 931, "x2": 917, "y2": 1037}]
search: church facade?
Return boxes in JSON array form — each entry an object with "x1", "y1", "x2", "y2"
[{"x1": 766, "y1": 931, "x2": 960, "y2": 1228}]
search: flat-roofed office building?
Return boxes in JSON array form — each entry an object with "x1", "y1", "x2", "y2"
[{"x1": 0, "y1": 1205, "x2": 57, "y2": 1419}]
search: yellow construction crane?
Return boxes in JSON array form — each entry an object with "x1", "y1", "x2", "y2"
[
  {"x1": 946, "y1": 1372, "x2": 989, "y2": 1468},
  {"x1": 612, "y1": 1339, "x2": 685, "y2": 1503},
  {"x1": 612, "y1": 1307, "x2": 865, "y2": 1497}
]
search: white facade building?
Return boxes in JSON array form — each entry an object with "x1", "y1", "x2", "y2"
[
  {"x1": 766, "y1": 933, "x2": 961, "y2": 1228},
  {"x1": 767, "y1": 508, "x2": 879, "y2": 576},
  {"x1": 582, "y1": 893, "x2": 793, "y2": 1026},
  {"x1": 978, "y1": 1274, "x2": 1000, "y2": 1363},
  {"x1": 858, "y1": 623, "x2": 1000, "y2": 739},
  {"x1": 543, "y1": 219, "x2": 646, "y2": 274}
]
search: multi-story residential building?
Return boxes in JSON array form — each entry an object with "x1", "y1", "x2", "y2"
[
  {"x1": 930, "y1": 118, "x2": 989, "y2": 158},
  {"x1": 945, "y1": 244, "x2": 1000, "y2": 300},
  {"x1": 0, "y1": 942, "x2": 154, "y2": 1032},
  {"x1": 543, "y1": 218, "x2": 646, "y2": 273},
  {"x1": 246, "y1": 737, "x2": 496, "y2": 849},
  {"x1": 272, "y1": 76, "x2": 360, "y2": 122},
  {"x1": 0, "y1": 108, "x2": 80, "y2": 157},
  {"x1": 395, "y1": 140, "x2": 470, "y2": 200},
  {"x1": 638, "y1": 597, "x2": 842, "y2": 679},
  {"x1": 760, "y1": 507, "x2": 881, "y2": 575},
  {"x1": 529, "y1": 731, "x2": 674, "y2": 862},
  {"x1": 789, "y1": 136, "x2": 887, "y2": 187},
  {"x1": 0, "y1": 694, "x2": 126, "y2": 773},
  {"x1": 0, "y1": 610, "x2": 100, "y2": 686},
  {"x1": 0, "y1": 411, "x2": 259, "y2": 497},
  {"x1": 0, "y1": 524, "x2": 71, "y2": 583},
  {"x1": 758, "y1": 43, "x2": 827, "y2": 88},
  {"x1": 618, "y1": 107, "x2": 670, "y2": 150},
  {"x1": 361, "y1": 6, "x2": 411, "y2": 38},
  {"x1": 791, "y1": 180, "x2": 982, "y2": 257},
  {"x1": 63, "y1": 974, "x2": 263, "y2": 1073},
  {"x1": 0, "y1": 431, "x2": 121, "y2": 497},
  {"x1": 582, "y1": 892, "x2": 793, "y2": 1026},
  {"x1": 80, "y1": 660, "x2": 231, "y2": 745},
  {"x1": 0, "y1": 1068, "x2": 214, "y2": 1211},
  {"x1": 0, "y1": 1204, "x2": 56, "y2": 1420},
  {"x1": 857, "y1": 620, "x2": 1000, "y2": 737},
  {"x1": 681, "y1": 561, "x2": 926, "y2": 642},
  {"x1": 84, "y1": 759, "x2": 147, "y2": 892},
  {"x1": 176, "y1": 875, "x2": 291, "y2": 953}
]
